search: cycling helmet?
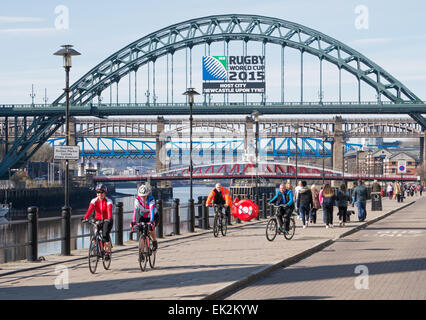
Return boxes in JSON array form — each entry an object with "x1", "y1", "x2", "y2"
[
  {"x1": 137, "y1": 184, "x2": 151, "y2": 197},
  {"x1": 95, "y1": 183, "x2": 107, "y2": 193}
]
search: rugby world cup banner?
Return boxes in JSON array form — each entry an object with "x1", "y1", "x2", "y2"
[{"x1": 202, "y1": 55, "x2": 265, "y2": 94}]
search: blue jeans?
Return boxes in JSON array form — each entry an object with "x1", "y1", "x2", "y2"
[
  {"x1": 357, "y1": 200, "x2": 367, "y2": 221},
  {"x1": 299, "y1": 204, "x2": 310, "y2": 225}
]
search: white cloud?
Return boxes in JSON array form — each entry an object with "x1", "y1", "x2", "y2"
[
  {"x1": 0, "y1": 27, "x2": 57, "y2": 34},
  {"x1": 351, "y1": 37, "x2": 394, "y2": 46},
  {"x1": 0, "y1": 16, "x2": 45, "y2": 23}
]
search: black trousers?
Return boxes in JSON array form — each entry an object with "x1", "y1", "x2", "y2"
[{"x1": 276, "y1": 206, "x2": 293, "y2": 231}]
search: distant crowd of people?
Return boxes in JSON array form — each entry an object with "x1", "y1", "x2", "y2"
[
  {"x1": 269, "y1": 179, "x2": 424, "y2": 232},
  {"x1": 385, "y1": 181, "x2": 423, "y2": 202}
]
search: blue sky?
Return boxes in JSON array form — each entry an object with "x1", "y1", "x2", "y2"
[{"x1": 1, "y1": 0, "x2": 426, "y2": 104}]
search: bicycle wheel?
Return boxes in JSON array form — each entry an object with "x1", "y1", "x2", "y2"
[
  {"x1": 148, "y1": 237, "x2": 156, "y2": 269},
  {"x1": 284, "y1": 217, "x2": 296, "y2": 240},
  {"x1": 213, "y1": 214, "x2": 220, "y2": 237},
  {"x1": 138, "y1": 236, "x2": 149, "y2": 272},
  {"x1": 88, "y1": 238, "x2": 99, "y2": 274},
  {"x1": 266, "y1": 218, "x2": 278, "y2": 241},
  {"x1": 102, "y1": 243, "x2": 111, "y2": 270},
  {"x1": 221, "y1": 215, "x2": 228, "y2": 236}
]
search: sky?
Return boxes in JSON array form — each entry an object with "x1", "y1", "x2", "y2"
[{"x1": 1, "y1": 0, "x2": 426, "y2": 106}]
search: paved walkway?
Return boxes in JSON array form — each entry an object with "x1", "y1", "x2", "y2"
[{"x1": 0, "y1": 196, "x2": 420, "y2": 300}]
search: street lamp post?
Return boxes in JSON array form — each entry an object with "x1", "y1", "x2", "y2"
[
  {"x1": 322, "y1": 134, "x2": 326, "y2": 185},
  {"x1": 54, "y1": 45, "x2": 80, "y2": 256},
  {"x1": 252, "y1": 111, "x2": 260, "y2": 207},
  {"x1": 183, "y1": 88, "x2": 199, "y2": 232},
  {"x1": 342, "y1": 144, "x2": 345, "y2": 183}
]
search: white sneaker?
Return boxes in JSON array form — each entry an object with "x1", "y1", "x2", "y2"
[
  {"x1": 325, "y1": 225, "x2": 329, "y2": 229},
  {"x1": 329, "y1": 224, "x2": 334, "y2": 228},
  {"x1": 303, "y1": 225, "x2": 306, "y2": 229}
]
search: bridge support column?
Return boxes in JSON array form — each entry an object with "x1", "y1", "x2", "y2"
[
  {"x1": 155, "y1": 116, "x2": 167, "y2": 173},
  {"x1": 244, "y1": 116, "x2": 254, "y2": 160}
]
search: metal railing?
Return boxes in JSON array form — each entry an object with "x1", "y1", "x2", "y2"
[{"x1": 0, "y1": 195, "x2": 271, "y2": 263}]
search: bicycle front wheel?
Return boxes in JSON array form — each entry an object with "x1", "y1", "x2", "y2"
[
  {"x1": 88, "y1": 238, "x2": 99, "y2": 274},
  {"x1": 266, "y1": 218, "x2": 278, "y2": 241},
  {"x1": 221, "y1": 215, "x2": 228, "y2": 236},
  {"x1": 213, "y1": 215, "x2": 220, "y2": 237},
  {"x1": 148, "y1": 237, "x2": 156, "y2": 269},
  {"x1": 102, "y1": 245, "x2": 111, "y2": 270},
  {"x1": 138, "y1": 236, "x2": 149, "y2": 272},
  {"x1": 284, "y1": 218, "x2": 296, "y2": 240}
]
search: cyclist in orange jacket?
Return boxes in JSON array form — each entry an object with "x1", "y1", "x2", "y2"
[{"x1": 206, "y1": 183, "x2": 233, "y2": 225}]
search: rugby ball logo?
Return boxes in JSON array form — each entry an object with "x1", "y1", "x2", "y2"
[{"x1": 202, "y1": 56, "x2": 227, "y2": 81}]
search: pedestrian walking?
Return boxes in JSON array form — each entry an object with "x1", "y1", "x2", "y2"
[
  {"x1": 336, "y1": 183, "x2": 350, "y2": 227},
  {"x1": 353, "y1": 179, "x2": 368, "y2": 222},
  {"x1": 387, "y1": 183, "x2": 393, "y2": 200},
  {"x1": 310, "y1": 184, "x2": 321, "y2": 224},
  {"x1": 419, "y1": 184, "x2": 423, "y2": 196},
  {"x1": 294, "y1": 181, "x2": 303, "y2": 219},
  {"x1": 351, "y1": 181, "x2": 358, "y2": 207},
  {"x1": 394, "y1": 181, "x2": 403, "y2": 203},
  {"x1": 322, "y1": 184, "x2": 336, "y2": 228},
  {"x1": 296, "y1": 181, "x2": 313, "y2": 228}
]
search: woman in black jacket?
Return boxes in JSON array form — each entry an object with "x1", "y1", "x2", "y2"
[
  {"x1": 322, "y1": 184, "x2": 336, "y2": 228},
  {"x1": 336, "y1": 183, "x2": 350, "y2": 227}
]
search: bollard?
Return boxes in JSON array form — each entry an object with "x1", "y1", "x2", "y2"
[
  {"x1": 188, "y1": 199, "x2": 195, "y2": 233},
  {"x1": 61, "y1": 206, "x2": 71, "y2": 256},
  {"x1": 262, "y1": 193, "x2": 267, "y2": 219},
  {"x1": 173, "y1": 198, "x2": 180, "y2": 235},
  {"x1": 156, "y1": 199, "x2": 164, "y2": 238},
  {"x1": 202, "y1": 197, "x2": 209, "y2": 229},
  {"x1": 27, "y1": 206, "x2": 38, "y2": 262},
  {"x1": 197, "y1": 196, "x2": 203, "y2": 228},
  {"x1": 114, "y1": 202, "x2": 123, "y2": 246}
]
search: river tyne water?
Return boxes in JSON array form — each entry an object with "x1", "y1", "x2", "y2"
[{"x1": 0, "y1": 184, "x2": 219, "y2": 263}]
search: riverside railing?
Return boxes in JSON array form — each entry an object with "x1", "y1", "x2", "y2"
[{"x1": 0, "y1": 195, "x2": 271, "y2": 263}]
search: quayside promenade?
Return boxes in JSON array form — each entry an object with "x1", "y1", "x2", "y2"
[{"x1": 0, "y1": 196, "x2": 421, "y2": 300}]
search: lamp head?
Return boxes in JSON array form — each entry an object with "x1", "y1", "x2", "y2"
[
  {"x1": 183, "y1": 88, "x2": 200, "y2": 104},
  {"x1": 54, "y1": 45, "x2": 81, "y2": 68}
]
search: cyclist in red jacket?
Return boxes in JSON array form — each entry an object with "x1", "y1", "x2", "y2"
[{"x1": 82, "y1": 184, "x2": 114, "y2": 259}]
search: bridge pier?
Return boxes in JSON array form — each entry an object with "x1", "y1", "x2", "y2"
[
  {"x1": 155, "y1": 116, "x2": 168, "y2": 172},
  {"x1": 244, "y1": 116, "x2": 254, "y2": 161},
  {"x1": 332, "y1": 116, "x2": 344, "y2": 173}
]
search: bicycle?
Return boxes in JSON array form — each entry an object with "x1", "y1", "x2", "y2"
[
  {"x1": 132, "y1": 221, "x2": 156, "y2": 271},
  {"x1": 212, "y1": 204, "x2": 228, "y2": 237},
  {"x1": 266, "y1": 204, "x2": 296, "y2": 241},
  {"x1": 85, "y1": 219, "x2": 112, "y2": 274}
]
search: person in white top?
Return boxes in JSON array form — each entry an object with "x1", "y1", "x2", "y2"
[
  {"x1": 294, "y1": 181, "x2": 303, "y2": 219},
  {"x1": 386, "y1": 183, "x2": 393, "y2": 200}
]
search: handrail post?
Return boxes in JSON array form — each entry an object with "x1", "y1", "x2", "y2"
[
  {"x1": 255, "y1": 193, "x2": 260, "y2": 220},
  {"x1": 202, "y1": 196, "x2": 209, "y2": 229},
  {"x1": 61, "y1": 206, "x2": 71, "y2": 256},
  {"x1": 27, "y1": 206, "x2": 38, "y2": 262},
  {"x1": 173, "y1": 198, "x2": 180, "y2": 235},
  {"x1": 262, "y1": 193, "x2": 267, "y2": 219},
  {"x1": 197, "y1": 196, "x2": 203, "y2": 228},
  {"x1": 188, "y1": 199, "x2": 195, "y2": 232},
  {"x1": 156, "y1": 199, "x2": 164, "y2": 238},
  {"x1": 114, "y1": 202, "x2": 123, "y2": 246}
]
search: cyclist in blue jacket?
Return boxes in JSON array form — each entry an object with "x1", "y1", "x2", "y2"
[{"x1": 269, "y1": 183, "x2": 295, "y2": 233}]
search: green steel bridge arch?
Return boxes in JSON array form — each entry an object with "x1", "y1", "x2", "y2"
[
  {"x1": 1, "y1": 14, "x2": 426, "y2": 179},
  {"x1": 53, "y1": 14, "x2": 421, "y2": 106}
]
